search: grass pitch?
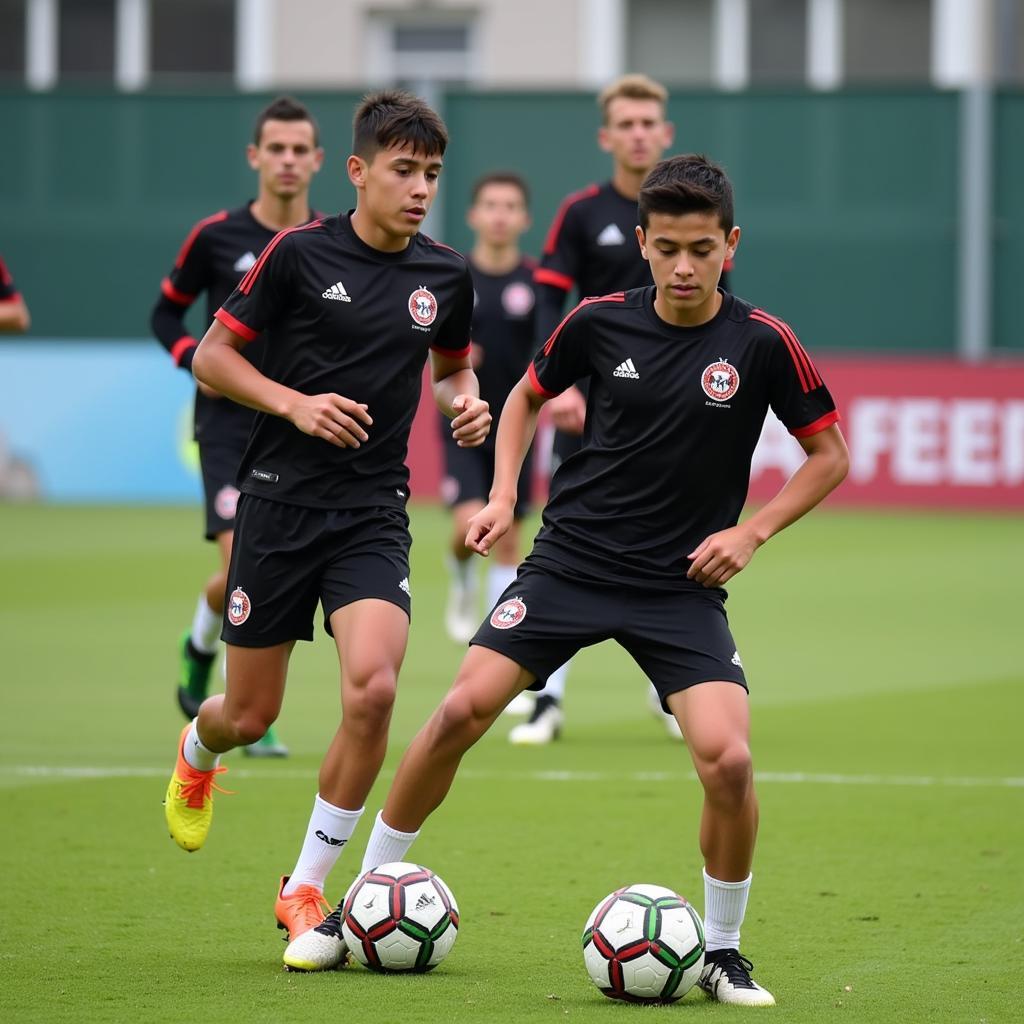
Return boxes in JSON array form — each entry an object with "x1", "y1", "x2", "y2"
[{"x1": 0, "y1": 502, "x2": 1020, "y2": 1023}]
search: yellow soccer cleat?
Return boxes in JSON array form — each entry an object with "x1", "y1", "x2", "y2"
[{"x1": 164, "y1": 724, "x2": 229, "y2": 852}]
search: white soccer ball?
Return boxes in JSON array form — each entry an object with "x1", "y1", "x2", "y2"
[
  {"x1": 582, "y1": 883, "x2": 705, "y2": 1003},
  {"x1": 340, "y1": 862, "x2": 459, "y2": 972}
]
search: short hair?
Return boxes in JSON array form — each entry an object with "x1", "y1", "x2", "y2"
[
  {"x1": 470, "y1": 171, "x2": 530, "y2": 207},
  {"x1": 598, "y1": 73, "x2": 668, "y2": 123},
  {"x1": 352, "y1": 89, "x2": 448, "y2": 161},
  {"x1": 638, "y1": 154, "x2": 735, "y2": 233},
  {"x1": 253, "y1": 95, "x2": 319, "y2": 146}
]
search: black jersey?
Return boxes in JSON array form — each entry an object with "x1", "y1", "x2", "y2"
[
  {"x1": 526, "y1": 287, "x2": 838, "y2": 590},
  {"x1": 460, "y1": 256, "x2": 537, "y2": 448},
  {"x1": 216, "y1": 212, "x2": 473, "y2": 511},
  {"x1": 152, "y1": 203, "x2": 317, "y2": 446},
  {"x1": 0, "y1": 255, "x2": 19, "y2": 302}
]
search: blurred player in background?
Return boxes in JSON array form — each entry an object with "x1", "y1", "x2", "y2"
[
  {"x1": 442, "y1": 172, "x2": 537, "y2": 646},
  {"x1": 150, "y1": 96, "x2": 324, "y2": 756},
  {"x1": 163, "y1": 90, "x2": 490, "y2": 949},
  {"x1": 286, "y1": 155, "x2": 848, "y2": 1003},
  {"x1": 0, "y1": 255, "x2": 31, "y2": 332}
]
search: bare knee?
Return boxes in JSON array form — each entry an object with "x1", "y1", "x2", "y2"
[
  {"x1": 227, "y1": 708, "x2": 276, "y2": 745},
  {"x1": 433, "y1": 680, "x2": 491, "y2": 747},
  {"x1": 345, "y1": 668, "x2": 397, "y2": 731},
  {"x1": 697, "y1": 743, "x2": 753, "y2": 810}
]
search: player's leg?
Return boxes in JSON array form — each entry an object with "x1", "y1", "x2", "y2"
[{"x1": 441, "y1": 435, "x2": 487, "y2": 643}]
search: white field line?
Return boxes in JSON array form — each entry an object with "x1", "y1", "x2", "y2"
[{"x1": 3, "y1": 765, "x2": 1023, "y2": 788}]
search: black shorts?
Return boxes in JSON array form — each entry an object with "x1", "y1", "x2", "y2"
[
  {"x1": 471, "y1": 563, "x2": 748, "y2": 707},
  {"x1": 198, "y1": 441, "x2": 244, "y2": 541},
  {"x1": 439, "y1": 432, "x2": 533, "y2": 520},
  {"x1": 221, "y1": 494, "x2": 412, "y2": 648}
]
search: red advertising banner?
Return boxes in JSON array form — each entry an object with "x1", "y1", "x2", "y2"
[{"x1": 408, "y1": 359, "x2": 1024, "y2": 510}]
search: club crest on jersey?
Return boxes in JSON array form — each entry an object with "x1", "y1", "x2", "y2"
[
  {"x1": 490, "y1": 596, "x2": 527, "y2": 630},
  {"x1": 214, "y1": 485, "x2": 240, "y2": 520},
  {"x1": 502, "y1": 281, "x2": 535, "y2": 317},
  {"x1": 701, "y1": 358, "x2": 740, "y2": 402},
  {"x1": 409, "y1": 285, "x2": 438, "y2": 327},
  {"x1": 227, "y1": 587, "x2": 251, "y2": 626}
]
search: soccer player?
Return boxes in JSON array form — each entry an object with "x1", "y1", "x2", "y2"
[
  {"x1": 151, "y1": 96, "x2": 325, "y2": 757},
  {"x1": 442, "y1": 172, "x2": 537, "y2": 646},
  {"x1": 285, "y1": 155, "x2": 849, "y2": 1003},
  {"x1": 519, "y1": 72, "x2": 681, "y2": 743},
  {"x1": 163, "y1": 90, "x2": 490, "y2": 947},
  {"x1": 0, "y1": 255, "x2": 31, "y2": 332}
]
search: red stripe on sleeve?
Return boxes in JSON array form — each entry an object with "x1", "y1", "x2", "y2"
[
  {"x1": 239, "y1": 219, "x2": 322, "y2": 295},
  {"x1": 528, "y1": 362, "x2": 558, "y2": 399},
  {"x1": 542, "y1": 292, "x2": 625, "y2": 356},
  {"x1": 750, "y1": 310, "x2": 821, "y2": 393},
  {"x1": 214, "y1": 307, "x2": 259, "y2": 341},
  {"x1": 791, "y1": 410, "x2": 840, "y2": 438},
  {"x1": 174, "y1": 210, "x2": 228, "y2": 269},
  {"x1": 170, "y1": 336, "x2": 197, "y2": 366},
  {"x1": 0, "y1": 291, "x2": 22, "y2": 304},
  {"x1": 0, "y1": 257, "x2": 12, "y2": 286},
  {"x1": 542, "y1": 184, "x2": 599, "y2": 255},
  {"x1": 534, "y1": 266, "x2": 574, "y2": 292},
  {"x1": 161, "y1": 276, "x2": 195, "y2": 305}
]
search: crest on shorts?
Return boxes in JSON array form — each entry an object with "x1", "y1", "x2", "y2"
[
  {"x1": 490, "y1": 596, "x2": 527, "y2": 630},
  {"x1": 214, "y1": 484, "x2": 240, "y2": 520},
  {"x1": 227, "y1": 587, "x2": 251, "y2": 626},
  {"x1": 409, "y1": 285, "x2": 438, "y2": 327},
  {"x1": 701, "y1": 358, "x2": 740, "y2": 402},
  {"x1": 502, "y1": 281, "x2": 534, "y2": 317}
]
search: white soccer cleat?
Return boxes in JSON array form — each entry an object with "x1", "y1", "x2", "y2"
[
  {"x1": 698, "y1": 949, "x2": 776, "y2": 1006},
  {"x1": 502, "y1": 691, "x2": 535, "y2": 716},
  {"x1": 444, "y1": 577, "x2": 479, "y2": 644},
  {"x1": 508, "y1": 696, "x2": 563, "y2": 745},
  {"x1": 282, "y1": 907, "x2": 349, "y2": 972},
  {"x1": 648, "y1": 683, "x2": 685, "y2": 741}
]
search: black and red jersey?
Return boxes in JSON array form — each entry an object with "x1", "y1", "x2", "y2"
[
  {"x1": 151, "y1": 202, "x2": 319, "y2": 446},
  {"x1": 0, "y1": 255, "x2": 20, "y2": 303},
  {"x1": 216, "y1": 212, "x2": 473, "y2": 511},
  {"x1": 526, "y1": 287, "x2": 838, "y2": 589}
]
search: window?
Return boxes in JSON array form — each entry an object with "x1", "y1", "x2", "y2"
[
  {"x1": 626, "y1": 0, "x2": 713, "y2": 85},
  {"x1": 749, "y1": 0, "x2": 806, "y2": 84},
  {"x1": 844, "y1": 0, "x2": 931, "y2": 83},
  {"x1": 58, "y1": 0, "x2": 114, "y2": 79},
  {"x1": 150, "y1": 0, "x2": 234, "y2": 79},
  {"x1": 0, "y1": 0, "x2": 26, "y2": 79},
  {"x1": 995, "y1": 0, "x2": 1024, "y2": 83},
  {"x1": 367, "y1": 14, "x2": 476, "y2": 86}
]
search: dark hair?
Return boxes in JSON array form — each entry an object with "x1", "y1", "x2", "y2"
[
  {"x1": 638, "y1": 154, "x2": 734, "y2": 233},
  {"x1": 353, "y1": 89, "x2": 448, "y2": 161},
  {"x1": 470, "y1": 171, "x2": 530, "y2": 207},
  {"x1": 253, "y1": 95, "x2": 319, "y2": 146}
]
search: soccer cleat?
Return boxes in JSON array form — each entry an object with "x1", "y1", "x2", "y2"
[
  {"x1": 444, "y1": 572, "x2": 479, "y2": 644},
  {"x1": 698, "y1": 948, "x2": 776, "y2": 1007},
  {"x1": 508, "y1": 695, "x2": 563, "y2": 745},
  {"x1": 275, "y1": 875, "x2": 332, "y2": 941},
  {"x1": 243, "y1": 724, "x2": 289, "y2": 758},
  {"x1": 501, "y1": 691, "x2": 535, "y2": 717},
  {"x1": 164, "y1": 724, "x2": 229, "y2": 852},
  {"x1": 647, "y1": 683, "x2": 685, "y2": 741},
  {"x1": 176, "y1": 630, "x2": 215, "y2": 721},
  {"x1": 282, "y1": 905, "x2": 350, "y2": 972}
]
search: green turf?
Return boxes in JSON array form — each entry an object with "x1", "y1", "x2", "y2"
[{"x1": 0, "y1": 503, "x2": 1021, "y2": 1023}]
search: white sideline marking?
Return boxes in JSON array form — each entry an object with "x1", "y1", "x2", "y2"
[{"x1": 5, "y1": 765, "x2": 1023, "y2": 788}]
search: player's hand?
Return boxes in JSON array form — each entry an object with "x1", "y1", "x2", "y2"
[
  {"x1": 686, "y1": 524, "x2": 761, "y2": 588},
  {"x1": 287, "y1": 393, "x2": 373, "y2": 448},
  {"x1": 197, "y1": 382, "x2": 223, "y2": 399},
  {"x1": 548, "y1": 386, "x2": 586, "y2": 435},
  {"x1": 451, "y1": 394, "x2": 491, "y2": 448},
  {"x1": 466, "y1": 498, "x2": 515, "y2": 556}
]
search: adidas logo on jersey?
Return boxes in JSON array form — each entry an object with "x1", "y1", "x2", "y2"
[
  {"x1": 322, "y1": 281, "x2": 351, "y2": 302},
  {"x1": 613, "y1": 358, "x2": 640, "y2": 379},
  {"x1": 597, "y1": 223, "x2": 626, "y2": 246},
  {"x1": 234, "y1": 251, "x2": 257, "y2": 272},
  {"x1": 399, "y1": 577, "x2": 411, "y2": 596}
]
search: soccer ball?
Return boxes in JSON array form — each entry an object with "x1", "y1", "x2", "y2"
[
  {"x1": 340, "y1": 862, "x2": 459, "y2": 972},
  {"x1": 582, "y1": 883, "x2": 705, "y2": 1003}
]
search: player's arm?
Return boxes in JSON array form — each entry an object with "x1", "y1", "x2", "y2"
[
  {"x1": 687, "y1": 425, "x2": 849, "y2": 588},
  {"x1": 533, "y1": 282, "x2": 586, "y2": 433},
  {"x1": 193, "y1": 319, "x2": 372, "y2": 449},
  {"x1": 0, "y1": 293, "x2": 30, "y2": 333},
  {"x1": 430, "y1": 350, "x2": 490, "y2": 448}
]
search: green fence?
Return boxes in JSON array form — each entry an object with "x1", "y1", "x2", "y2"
[{"x1": 0, "y1": 88, "x2": 1019, "y2": 353}]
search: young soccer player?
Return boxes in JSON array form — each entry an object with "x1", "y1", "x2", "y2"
[
  {"x1": 520, "y1": 72, "x2": 684, "y2": 743},
  {"x1": 442, "y1": 172, "x2": 537, "y2": 645},
  {"x1": 285, "y1": 155, "x2": 848, "y2": 1003},
  {"x1": 0, "y1": 255, "x2": 31, "y2": 332},
  {"x1": 162, "y1": 90, "x2": 490, "y2": 946},
  {"x1": 151, "y1": 96, "x2": 325, "y2": 756}
]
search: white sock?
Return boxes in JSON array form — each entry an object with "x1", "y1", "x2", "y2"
[
  {"x1": 282, "y1": 796, "x2": 365, "y2": 895},
  {"x1": 534, "y1": 660, "x2": 570, "y2": 702},
  {"x1": 486, "y1": 563, "x2": 517, "y2": 609},
  {"x1": 360, "y1": 811, "x2": 420, "y2": 874},
  {"x1": 190, "y1": 595, "x2": 221, "y2": 655},
  {"x1": 703, "y1": 868, "x2": 752, "y2": 951},
  {"x1": 447, "y1": 554, "x2": 476, "y2": 589},
  {"x1": 182, "y1": 720, "x2": 220, "y2": 771}
]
